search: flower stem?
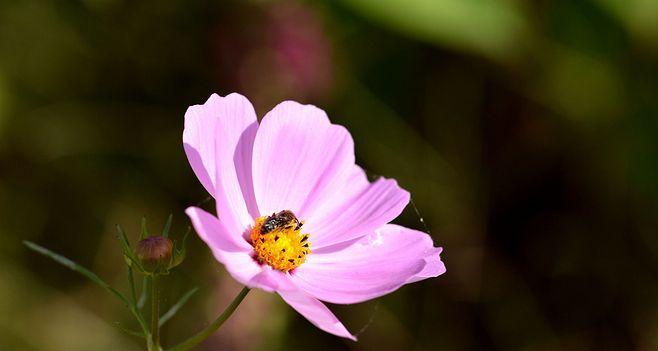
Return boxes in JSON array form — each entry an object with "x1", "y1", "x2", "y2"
[
  {"x1": 151, "y1": 275, "x2": 160, "y2": 350},
  {"x1": 166, "y1": 287, "x2": 250, "y2": 351}
]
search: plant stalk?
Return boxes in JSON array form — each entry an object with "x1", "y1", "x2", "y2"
[
  {"x1": 151, "y1": 275, "x2": 160, "y2": 350},
  {"x1": 167, "y1": 287, "x2": 250, "y2": 351}
]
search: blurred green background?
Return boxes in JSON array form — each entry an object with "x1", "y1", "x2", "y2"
[{"x1": 1, "y1": 0, "x2": 657, "y2": 350}]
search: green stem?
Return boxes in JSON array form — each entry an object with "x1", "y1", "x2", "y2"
[
  {"x1": 125, "y1": 265, "x2": 150, "y2": 345},
  {"x1": 167, "y1": 287, "x2": 250, "y2": 351},
  {"x1": 151, "y1": 275, "x2": 160, "y2": 350}
]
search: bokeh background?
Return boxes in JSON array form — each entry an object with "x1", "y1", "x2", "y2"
[{"x1": 1, "y1": 0, "x2": 657, "y2": 350}]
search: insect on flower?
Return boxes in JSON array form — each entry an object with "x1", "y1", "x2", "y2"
[
  {"x1": 260, "y1": 210, "x2": 303, "y2": 234},
  {"x1": 183, "y1": 93, "x2": 446, "y2": 340}
]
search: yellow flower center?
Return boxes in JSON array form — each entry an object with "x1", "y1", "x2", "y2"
[{"x1": 250, "y1": 211, "x2": 311, "y2": 272}]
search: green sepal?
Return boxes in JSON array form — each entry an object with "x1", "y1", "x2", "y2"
[
  {"x1": 162, "y1": 214, "x2": 173, "y2": 238},
  {"x1": 140, "y1": 217, "x2": 148, "y2": 240},
  {"x1": 116, "y1": 224, "x2": 144, "y2": 271},
  {"x1": 128, "y1": 217, "x2": 188, "y2": 276},
  {"x1": 169, "y1": 226, "x2": 190, "y2": 269}
]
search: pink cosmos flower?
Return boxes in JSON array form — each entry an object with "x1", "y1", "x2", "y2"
[{"x1": 183, "y1": 93, "x2": 446, "y2": 340}]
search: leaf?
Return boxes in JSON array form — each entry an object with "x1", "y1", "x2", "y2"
[
  {"x1": 159, "y1": 287, "x2": 199, "y2": 327},
  {"x1": 113, "y1": 322, "x2": 145, "y2": 339},
  {"x1": 116, "y1": 225, "x2": 133, "y2": 264},
  {"x1": 116, "y1": 224, "x2": 131, "y2": 248},
  {"x1": 23, "y1": 241, "x2": 130, "y2": 306},
  {"x1": 162, "y1": 214, "x2": 173, "y2": 238}
]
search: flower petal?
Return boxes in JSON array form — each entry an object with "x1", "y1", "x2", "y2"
[
  {"x1": 183, "y1": 93, "x2": 259, "y2": 235},
  {"x1": 251, "y1": 101, "x2": 355, "y2": 218},
  {"x1": 407, "y1": 246, "x2": 446, "y2": 283},
  {"x1": 305, "y1": 177, "x2": 410, "y2": 250},
  {"x1": 278, "y1": 289, "x2": 356, "y2": 341},
  {"x1": 302, "y1": 165, "x2": 369, "y2": 228},
  {"x1": 185, "y1": 206, "x2": 251, "y2": 252},
  {"x1": 186, "y1": 206, "x2": 285, "y2": 292},
  {"x1": 291, "y1": 224, "x2": 444, "y2": 304},
  {"x1": 249, "y1": 267, "x2": 297, "y2": 292}
]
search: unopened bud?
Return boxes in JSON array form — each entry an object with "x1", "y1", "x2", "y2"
[{"x1": 136, "y1": 236, "x2": 173, "y2": 273}]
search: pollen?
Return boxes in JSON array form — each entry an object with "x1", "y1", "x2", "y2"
[{"x1": 250, "y1": 214, "x2": 311, "y2": 272}]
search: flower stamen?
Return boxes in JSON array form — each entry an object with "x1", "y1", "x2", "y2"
[{"x1": 251, "y1": 210, "x2": 311, "y2": 272}]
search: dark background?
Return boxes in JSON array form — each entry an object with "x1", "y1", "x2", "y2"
[{"x1": 1, "y1": 0, "x2": 657, "y2": 350}]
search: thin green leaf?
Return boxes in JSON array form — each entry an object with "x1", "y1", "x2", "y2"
[
  {"x1": 162, "y1": 214, "x2": 173, "y2": 238},
  {"x1": 23, "y1": 241, "x2": 129, "y2": 306},
  {"x1": 116, "y1": 224, "x2": 131, "y2": 248},
  {"x1": 128, "y1": 304, "x2": 150, "y2": 342},
  {"x1": 24, "y1": 241, "x2": 150, "y2": 341},
  {"x1": 138, "y1": 277, "x2": 148, "y2": 309},
  {"x1": 114, "y1": 322, "x2": 145, "y2": 339},
  {"x1": 116, "y1": 225, "x2": 133, "y2": 263},
  {"x1": 159, "y1": 287, "x2": 199, "y2": 327}
]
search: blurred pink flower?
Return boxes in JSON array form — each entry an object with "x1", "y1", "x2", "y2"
[
  {"x1": 183, "y1": 93, "x2": 445, "y2": 340},
  {"x1": 214, "y1": 2, "x2": 332, "y2": 108},
  {"x1": 266, "y1": 2, "x2": 332, "y2": 97}
]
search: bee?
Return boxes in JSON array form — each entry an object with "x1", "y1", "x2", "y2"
[{"x1": 260, "y1": 210, "x2": 303, "y2": 234}]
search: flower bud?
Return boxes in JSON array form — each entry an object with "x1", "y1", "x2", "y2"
[{"x1": 136, "y1": 236, "x2": 173, "y2": 274}]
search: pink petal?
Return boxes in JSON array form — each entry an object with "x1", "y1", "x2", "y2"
[
  {"x1": 183, "y1": 93, "x2": 259, "y2": 236},
  {"x1": 185, "y1": 206, "x2": 251, "y2": 252},
  {"x1": 278, "y1": 289, "x2": 356, "y2": 341},
  {"x1": 303, "y1": 165, "x2": 370, "y2": 228},
  {"x1": 248, "y1": 266, "x2": 297, "y2": 292},
  {"x1": 290, "y1": 224, "x2": 444, "y2": 304},
  {"x1": 407, "y1": 246, "x2": 446, "y2": 283},
  {"x1": 186, "y1": 206, "x2": 287, "y2": 292},
  {"x1": 305, "y1": 177, "x2": 410, "y2": 250},
  {"x1": 251, "y1": 101, "x2": 355, "y2": 218}
]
